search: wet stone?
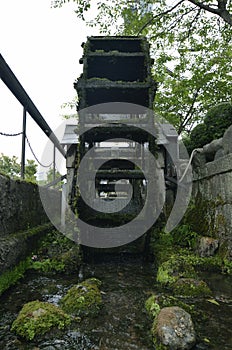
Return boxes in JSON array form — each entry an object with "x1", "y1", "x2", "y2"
[
  {"x1": 197, "y1": 237, "x2": 219, "y2": 257},
  {"x1": 154, "y1": 306, "x2": 196, "y2": 350}
]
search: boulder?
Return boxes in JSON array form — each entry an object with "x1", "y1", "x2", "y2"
[
  {"x1": 11, "y1": 300, "x2": 71, "y2": 340},
  {"x1": 197, "y1": 236, "x2": 219, "y2": 257},
  {"x1": 173, "y1": 278, "x2": 211, "y2": 297},
  {"x1": 153, "y1": 306, "x2": 196, "y2": 350},
  {"x1": 60, "y1": 278, "x2": 102, "y2": 317}
]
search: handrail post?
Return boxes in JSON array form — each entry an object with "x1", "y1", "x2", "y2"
[
  {"x1": 21, "y1": 107, "x2": 27, "y2": 179},
  {"x1": 53, "y1": 144, "x2": 56, "y2": 184}
]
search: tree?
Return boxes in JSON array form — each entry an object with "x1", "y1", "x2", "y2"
[
  {"x1": 184, "y1": 102, "x2": 232, "y2": 152},
  {"x1": 25, "y1": 159, "x2": 38, "y2": 182},
  {"x1": 52, "y1": 0, "x2": 232, "y2": 134},
  {"x1": 60, "y1": 96, "x2": 79, "y2": 120},
  {"x1": 51, "y1": 0, "x2": 232, "y2": 26},
  {"x1": 0, "y1": 154, "x2": 20, "y2": 178},
  {"x1": 46, "y1": 167, "x2": 64, "y2": 188},
  {"x1": 0, "y1": 153, "x2": 37, "y2": 181},
  {"x1": 204, "y1": 102, "x2": 232, "y2": 139}
]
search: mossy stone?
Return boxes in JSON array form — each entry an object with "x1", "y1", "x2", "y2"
[
  {"x1": 156, "y1": 255, "x2": 197, "y2": 285},
  {"x1": 60, "y1": 278, "x2": 102, "y2": 317},
  {"x1": 173, "y1": 278, "x2": 212, "y2": 297},
  {"x1": 11, "y1": 300, "x2": 71, "y2": 340}
]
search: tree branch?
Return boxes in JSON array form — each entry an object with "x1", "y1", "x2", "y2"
[
  {"x1": 137, "y1": 0, "x2": 232, "y2": 34},
  {"x1": 188, "y1": 0, "x2": 220, "y2": 14},
  {"x1": 137, "y1": 0, "x2": 185, "y2": 35},
  {"x1": 178, "y1": 88, "x2": 200, "y2": 134},
  {"x1": 186, "y1": 7, "x2": 201, "y2": 37},
  {"x1": 188, "y1": 0, "x2": 232, "y2": 25}
]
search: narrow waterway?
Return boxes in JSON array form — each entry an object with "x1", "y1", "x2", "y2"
[{"x1": 0, "y1": 256, "x2": 231, "y2": 349}]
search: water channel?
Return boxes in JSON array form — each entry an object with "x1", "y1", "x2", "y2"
[{"x1": 0, "y1": 255, "x2": 231, "y2": 349}]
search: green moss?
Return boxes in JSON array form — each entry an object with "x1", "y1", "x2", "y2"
[
  {"x1": 152, "y1": 337, "x2": 168, "y2": 350},
  {"x1": 30, "y1": 230, "x2": 81, "y2": 275},
  {"x1": 153, "y1": 294, "x2": 195, "y2": 315},
  {"x1": 156, "y1": 254, "x2": 197, "y2": 285},
  {"x1": 13, "y1": 223, "x2": 53, "y2": 241},
  {"x1": 145, "y1": 295, "x2": 161, "y2": 319},
  {"x1": 222, "y1": 258, "x2": 232, "y2": 274},
  {"x1": 60, "y1": 278, "x2": 102, "y2": 317},
  {"x1": 172, "y1": 224, "x2": 199, "y2": 249},
  {"x1": 11, "y1": 300, "x2": 71, "y2": 340},
  {"x1": 181, "y1": 195, "x2": 227, "y2": 240},
  {"x1": 177, "y1": 251, "x2": 222, "y2": 272},
  {"x1": 173, "y1": 278, "x2": 212, "y2": 297},
  {"x1": 150, "y1": 229, "x2": 174, "y2": 265},
  {"x1": 31, "y1": 246, "x2": 81, "y2": 275},
  {"x1": 31, "y1": 258, "x2": 65, "y2": 273},
  {"x1": 0, "y1": 258, "x2": 31, "y2": 296}
]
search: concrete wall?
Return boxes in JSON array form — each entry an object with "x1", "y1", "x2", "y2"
[{"x1": 192, "y1": 125, "x2": 232, "y2": 259}]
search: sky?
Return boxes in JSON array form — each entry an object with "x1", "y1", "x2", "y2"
[{"x1": 0, "y1": 0, "x2": 99, "y2": 178}]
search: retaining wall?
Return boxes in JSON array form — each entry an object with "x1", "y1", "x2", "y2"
[
  {"x1": 0, "y1": 174, "x2": 61, "y2": 275},
  {"x1": 192, "y1": 125, "x2": 232, "y2": 259}
]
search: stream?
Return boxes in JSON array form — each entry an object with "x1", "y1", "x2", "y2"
[{"x1": 0, "y1": 255, "x2": 231, "y2": 350}]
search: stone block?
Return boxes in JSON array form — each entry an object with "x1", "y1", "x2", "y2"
[{"x1": 222, "y1": 125, "x2": 232, "y2": 154}]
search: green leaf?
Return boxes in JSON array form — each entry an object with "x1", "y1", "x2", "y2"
[{"x1": 207, "y1": 299, "x2": 220, "y2": 306}]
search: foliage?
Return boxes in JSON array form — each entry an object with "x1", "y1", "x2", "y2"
[
  {"x1": 172, "y1": 224, "x2": 199, "y2": 249},
  {"x1": 52, "y1": 0, "x2": 232, "y2": 134},
  {"x1": 145, "y1": 295, "x2": 161, "y2": 318},
  {"x1": 11, "y1": 300, "x2": 71, "y2": 340},
  {"x1": 186, "y1": 102, "x2": 232, "y2": 152},
  {"x1": 0, "y1": 153, "x2": 37, "y2": 181},
  {"x1": 31, "y1": 230, "x2": 81, "y2": 274},
  {"x1": 38, "y1": 167, "x2": 64, "y2": 187},
  {"x1": 46, "y1": 167, "x2": 64, "y2": 187},
  {"x1": 24, "y1": 159, "x2": 38, "y2": 182},
  {"x1": 147, "y1": 294, "x2": 195, "y2": 315},
  {"x1": 31, "y1": 258, "x2": 65, "y2": 273},
  {"x1": 60, "y1": 96, "x2": 79, "y2": 120},
  {"x1": 222, "y1": 258, "x2": 232, "y2": 274},
  {"x1": 60, "y1": 278, "x2": 102, "y2": 316},
  {"x1": 204, "y1": 102, "x2": 232, "y2": 140},
  {"x1": 183, "y1": 123, "x2": 211, "y2": 153}
]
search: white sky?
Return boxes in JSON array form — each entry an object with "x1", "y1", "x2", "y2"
[{"x1": 0, "y1": 0, "x2": 99, "y2": 178}]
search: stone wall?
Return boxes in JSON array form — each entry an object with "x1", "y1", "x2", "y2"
[
  {"x1": 0, "y1": 174, "x2": 61, "y2": 237},
  {"x1": 192, "y1": 125, "x2": 232, "y2": 259},
  {"x1": 0, "y1": 174, "x2": 61, "y2": 276}
]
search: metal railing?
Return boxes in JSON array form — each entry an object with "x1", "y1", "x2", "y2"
[{"x1": 0, "y1": 54, "x2": 66, "y2": 179}]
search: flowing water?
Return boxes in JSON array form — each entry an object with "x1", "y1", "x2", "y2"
[{"x1": 0, "y1": 256, "x2": 231, "y2": 350}]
